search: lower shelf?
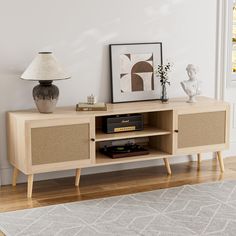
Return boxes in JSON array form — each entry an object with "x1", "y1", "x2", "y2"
[{"x1": 95, "y1": 149, "x2": 171, "y2": 166}]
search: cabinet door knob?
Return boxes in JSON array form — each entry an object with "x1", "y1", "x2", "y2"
[
  {"x1": 91, "y1": 138, "x2": 95, "y2": 142},
  {"x1": 174, "y1": 130, "x2": 179, "y2": 133}
]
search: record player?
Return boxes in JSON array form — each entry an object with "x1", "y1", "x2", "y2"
[{"x1": 100, "y1": 143, "x2": 149, "y2": 159}]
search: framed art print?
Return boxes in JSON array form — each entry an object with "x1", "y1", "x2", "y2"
[{"x1": 109, "y1": 42, "x2": 163, "y2": 103}]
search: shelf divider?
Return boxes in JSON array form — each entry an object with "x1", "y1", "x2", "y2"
[{"x1": 95, "y1": 126, "x2": 172, "y2": 142}]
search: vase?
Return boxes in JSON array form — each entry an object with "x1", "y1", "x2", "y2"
[
  {"x1": 161, "y1": 84, "x2": 168, "y2": 103},
  {"x1": 33, "y1": 81, "x2": 59, "y2": 113}
]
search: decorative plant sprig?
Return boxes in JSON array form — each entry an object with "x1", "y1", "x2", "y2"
[{"x1": 154, "y1": 62, "x2": 173, "y2": 86}]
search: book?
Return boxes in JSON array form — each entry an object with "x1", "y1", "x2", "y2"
[{"x1": 76, "y1": 103, "x2": 107, "y2": 111}]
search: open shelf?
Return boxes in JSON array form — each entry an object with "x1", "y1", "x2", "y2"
[
  {"x1": 95, "y1": 110, "x2": 173, "y2": 166},
  {"x1": 95, "y1": 126, "x2": 171, "y2": 142},
  {"x1": 95, "y1": 110, "x2": 173, "y2": 142},
  {"x1": 95, "y1": 148, "x2": 171, "y2": 166}
]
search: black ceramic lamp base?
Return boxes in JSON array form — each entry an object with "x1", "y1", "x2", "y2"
[{"x1": 33, "y1": 81, "x2": 59, "y2": 113}]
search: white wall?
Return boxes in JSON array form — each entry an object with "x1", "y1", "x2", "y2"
[
  {"x1": 0, "y1": 0, "x2": 218, "y2": 185},
  {"x1": 218, "y1": 0, "x2": 236, "y2": 158}
]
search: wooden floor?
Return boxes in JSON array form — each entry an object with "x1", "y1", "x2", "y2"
[{"x1": 1, "y1": 157, "x2": 236, "y2": 214}]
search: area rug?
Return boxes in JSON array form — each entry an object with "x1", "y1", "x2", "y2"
[{"x1": 1, "y1": 181, "x2": 236, "y2": 236}]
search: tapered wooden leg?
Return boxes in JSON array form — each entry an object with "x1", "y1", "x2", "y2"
[
  {"x1": 75, "y1": 169, "x2": 81, "y2": 187},
  {"x1": 12, "y1": 167, "x2": 19, "y2": 187},
  {"x1": 197, "y1": 153, "x2": 201, "y2": 165},
  {"x1": 216, "y1": 151, "x2": 225, "y2": 173},
  {"x1": 27, "y1": 174, "x2": 34, "y2": 198},
  {"x1": 163, "y1": 158, "x2": 172, "y2": 175}
]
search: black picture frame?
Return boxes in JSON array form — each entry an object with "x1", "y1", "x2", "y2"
[{"x1": 109, "y1": 42, "x2": 163, "y2": 103}]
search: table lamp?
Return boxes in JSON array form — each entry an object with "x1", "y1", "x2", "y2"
[{"x1": 21, "y1": 52, "x2": 71, "y2": 113}]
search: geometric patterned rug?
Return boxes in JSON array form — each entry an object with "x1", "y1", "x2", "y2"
[{"x1": 1, "y1": 180, "x2": 236, "y2": 236}]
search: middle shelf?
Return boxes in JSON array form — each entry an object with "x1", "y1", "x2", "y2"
[{"x1": 96, "y1": 126, "x2": 172, "y2": 142}]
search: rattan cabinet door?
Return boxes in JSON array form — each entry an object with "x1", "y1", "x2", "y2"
[
  {"x1": 174, "y1": 109, "x2": 229, "y2": 154},
  {"x1": 28, "y1": 117, "x2": 95, "y2": 168}
]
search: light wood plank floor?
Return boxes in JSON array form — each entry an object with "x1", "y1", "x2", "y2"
[{"x1": 1, "y1": 157, "x2": 236, "y2": 214}]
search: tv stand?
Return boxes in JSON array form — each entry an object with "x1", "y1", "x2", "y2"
[{"x1": 7, "y1": 97, "x2": 230, "y2": 198}]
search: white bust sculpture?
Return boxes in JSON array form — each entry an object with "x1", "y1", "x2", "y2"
[{"x1": 181, "y1": 64, "x2": 201, "y2": 103}]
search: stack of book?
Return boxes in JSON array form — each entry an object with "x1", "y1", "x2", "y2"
[{"x1": 76, "y1": 102, "x2": 107, "y2": 111}]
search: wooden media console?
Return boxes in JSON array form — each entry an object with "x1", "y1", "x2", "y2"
[{"x1": 7, "y1": 97, "x2": 230, "y2": 198}]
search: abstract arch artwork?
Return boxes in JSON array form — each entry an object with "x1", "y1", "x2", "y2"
[
  {"x1": 110, "y1": 43, "x2": 162, "y2": 103},
  {"x1": 120, "y1": 54, "x2": 154, "y2": 93}
]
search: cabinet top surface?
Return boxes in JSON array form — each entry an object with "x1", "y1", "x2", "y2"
[{"x1": 8, "y1": 97, "x2": 229, "y2": 120}]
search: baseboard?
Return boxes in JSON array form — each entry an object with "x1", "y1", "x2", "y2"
[
  {"x1": 0, "y1": 153, "x2": 215, "y2": 186},
  {"x1": 222, "y1": 140, "x2": 236, "y2": 157}
]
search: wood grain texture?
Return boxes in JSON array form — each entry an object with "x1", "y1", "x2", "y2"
[
  {"x1": 12, "y1": 167, "x2": 18, "y2": 187},
  {"x1": 217, "y1": 151, "x2": 225, "y2": 173},
  {"x1": 6, "y1": 96, "x2": 230, "y2": 198},
  {"x1": 7, "y1": 113, "x2": 29, "y2": 174},
  {"x1": 95, "y1": 149, "x2": 171, "y2": 166},
  {"x1": 174, "y1": 104, "x2": 230, "y2": 155},
  {"x1": 7, "y1": 97, "x2": 229, "y2": 120},
  {"x1": 8, "y1": 116, "x2": 95, "y2": 175},
  {"x1": 96, "y1": 127, "x2": 171, "y2": 142},
  {"x1": 197, "y1": 153, "x2": 201, "y2": 165},
  {"x1": 75, "y1": 169, "x2": 81, "y2": 187},
  {"x1": 163, "y1": 158, "x2": 172, "y2": 175},
  {"x1": 27, "y1": 174, "x2": 34, "y2": 198},
  {"x1": 0, "y1": 157, "x2": 235, "y2": 213}
]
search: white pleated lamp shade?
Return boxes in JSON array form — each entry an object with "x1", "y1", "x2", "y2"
[{"x1": 21, "y1": 52, "x2": 71, "y2": 81}]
